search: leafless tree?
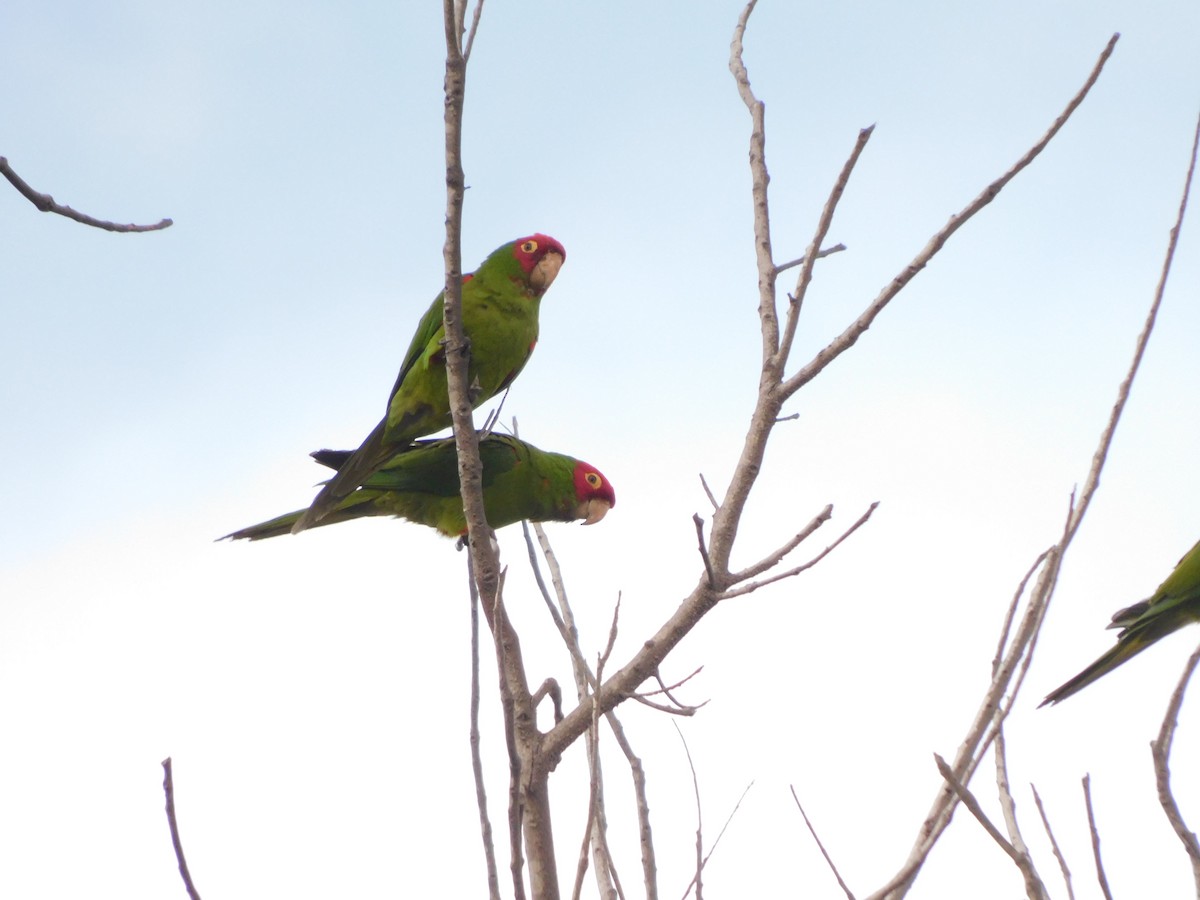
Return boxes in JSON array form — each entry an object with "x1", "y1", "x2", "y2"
[{"x1": 430, "y1": 2, "x2": 1200, "y2": 899}]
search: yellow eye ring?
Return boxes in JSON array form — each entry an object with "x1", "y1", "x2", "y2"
[
  {"x1": 585, "y1": 473, "x2": 602, "y2": 488},
  {"x1": 521, "y1": 240, "x2": 538, "y2": 254}
]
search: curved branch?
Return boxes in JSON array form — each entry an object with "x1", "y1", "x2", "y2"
[{"x1": 1, "y1": 156, "x2": 172, "y2": 232}]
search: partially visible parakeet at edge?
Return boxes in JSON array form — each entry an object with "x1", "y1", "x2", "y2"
[
  {"x1": 1041, "y1": 538, "x2": 1200, "y2": 706},
  {"x1": 223, "y1": 434, "x2": 615, "y2": 541},
  {"x1": 291, "y1": 233, "x2": 567, "y2": 534}
]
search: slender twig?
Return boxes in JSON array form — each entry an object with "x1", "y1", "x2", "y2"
[
  {"x1": 932, "y1": 754, "x2": 1024, "y2": 867},
  {"x1": 693, "y1": 515, "x2": 717, "y2": 588},
  {"x1": 674, "y1": 723, "x2": 705, "y2": 900},
  {"x1": 776, "y1": 127, "x2": 873, "y2": 381},
  {"x1": 1030, "y1": 783, "x2": 1075, "y2": 900},
  {"x1": 790, "y1": 785, "x2": 855, "y2": 900},
  {"x1": 679, "y1": 781, "x2": 754, "y2": 900},
  {"x1": 698, "y1": 474, "x2": 718, "y2": 512},
  {"x1": 1, "y1": 156, "x2": 172, "y2": 232},
  {"x1": 784, "y1": 33, "x2": 1120, "y2": 402},
  {"x1": 1082, "y1": 775, "x2": 1114, "y2": 900},
  {"x1": 644, "y1": 668, "x2": 705, "y2": 709},
  {"x1": 524, "y1": 519, "x2": 626, "y2": 899},
  {"x1": 1150, "y1": 641, "x2": 1200, "y2": 890},
  {"x1": 604, "y1": 713, "x2": 659, "y2": 900},
  {"x1": 991, "y1": 551, "x2": 1053, "y2": 675},
  {"x1": 463, "y1": 0, "x2": 486, "y2": 62},
  {"x1": 719, "y1": 502, "x2": 877, "y2": 599},
  {"x1": 571, "y1": 649, "x2": 609, "y2": 900},
  {"x1": 161, "y1": 758, "x2": 202, "y2": 900},
  {"x1": 773, "y1": 242, "x2": 847, "y2": 276},
  {"x1": 727, "y1": 504, "x2": 833, "y2": 585},
  {"x1": 993, "y1": 730, "x2": 1047, "y2": 899},
  {"x1": 468, "y1": 565, "x2": 502, "y2": 900}
]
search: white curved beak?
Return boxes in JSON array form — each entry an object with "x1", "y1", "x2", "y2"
[
  {"x1": 529, "y1": 251, "x2": 564, "y2": 293},
  {"x1": 579, "y1": 498, "x2": 612, "y2": 526}
]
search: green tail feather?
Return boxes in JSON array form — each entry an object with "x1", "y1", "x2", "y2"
[{"x1": 1041, "y1": 610, "x2": 1193, "y2": 706}]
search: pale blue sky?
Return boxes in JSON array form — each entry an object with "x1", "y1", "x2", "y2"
[{"x1": 2, "y1": 1, "x2": 1199, "y2": 897}]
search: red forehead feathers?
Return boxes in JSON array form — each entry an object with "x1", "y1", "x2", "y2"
[
  {"x1": 572, "y1": 461, "x2": 615, "y2": 507},
  {"x1": 511, "y1": 233, "x2": 566, "y2": 273}
]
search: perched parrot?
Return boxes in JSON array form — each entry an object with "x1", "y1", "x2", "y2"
[
  {"x1": 1041, "y1": 538, "x2": 1200, "y2": 706},
  {"x1": 223, "y1": 434, "x2": 615, "y2": 541},
  {"x1": 291, "y1": 234, "x2": 566, "y2": 533}
]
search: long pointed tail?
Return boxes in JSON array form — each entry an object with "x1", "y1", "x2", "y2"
[
  {"x1": 1040, "y1": 612, "x2": 1191, "y2": 706},
  {"x1": 291, "y1": 419, "x2": 391, "y2": 534},
  {"x1": 222, "y1": 491, "x2": 384, "y2": 542}
]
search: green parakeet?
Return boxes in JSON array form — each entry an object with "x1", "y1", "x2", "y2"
[
  {"x1": 1041, "y1": 538, "x2": 1200, "y2": 706},
  {"x1": 224, "y1": 434, "x2": 614, "y2": 541},
  {"x1": 291, "y1": 234, "x2": 566, "y2": 533}
]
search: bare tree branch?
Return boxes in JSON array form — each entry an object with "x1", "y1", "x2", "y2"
[
  {"x1": 993, "y1": 729, "x2": 1047, "y2": 899},
  {"x1": 773, "y1": 242, "x2": 847, "y2": 276},
  {"x1": 161, "y1": 757, "x2": 202, "y2": 900},
  {"x1": 719, "y1": 502, "x2": 877, "y2": 599},
  {"x1": 784, "y1": 34, "x2": 1120, "y2": 399},
  {"x1": 676, "y1": 724, "x2": 705, "y2": 900},
  {"x1": 933, "y1": 753, "x2": 1042, "y2": 896},
  {"x1": 1082, "y1": 775, "x2": 1114, "y2": 900},
  {"x1": 679, "y1": 780, "x2": 754, "y2": 900},
  {"x1": 726, "y1": 504, "x2": 833, "y2": 585},
  {"x1": 693, "y1": 515, "x2": 716, "y2": 588},
  {"x1": 1030, "y1": 783, "x2": 1075, "y2": 900},
  {"x1": 867, "y1": 35, "x2": 1200, "y2": 900},
  {"x1": 604, "y1": 713, "x2": 658, "y2": 900},
  {"x1": 468, "y1": 566, "x2": 502, "y2": 900},
  {"x1": 1, "y1": 156, "x2": 172, "y2": 232},
  {"x1": 790, "y1": 784, "x2": 855, "y2": 900},
  {"x1": 1150, "y1": 641, "x2": 1200, "y2": 890},
  {"x1": 776, "y1": 127, "x2": 873, "y2": 383}
]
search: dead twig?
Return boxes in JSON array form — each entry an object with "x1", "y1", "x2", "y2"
[
  {"x1": 790, "y1": 785, "x2": 855, "y2": 900},
  {"x1": 773, "y1": 242, "x2": 847, "y2": 276},
  {"x1": 693, "y1": 515, "x2": 717, "y2": 589},
  {"x1": 1082, "y1": 775, "x2": 1114, "y2": 900},
  {"x1": 161, "y1": 758, "x2": 202, "y2": 900},
  {"x1": 1, "y1": 156, "x2": 172, "y2": 232},
  {"x1": 720, "y1": 502, "x2": 877, "y2": 599},
  {"x1": 1150, "y1": 641, "x2": 1200, "y2": 891},
  {"x1": 468, "y1": 564, "x2": 503, "y2": 900},
  {"x1": 1030, "y1": 784, "x2": 1075, "y2": 900},
  {"x1": 992, "y1": 730, "x2": 1047, "y2": 899}
]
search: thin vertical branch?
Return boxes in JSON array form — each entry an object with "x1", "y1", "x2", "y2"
[
  {"x1": 1150, "y1": 641, "x2": 1200, "y2": 890},
  {"x1": 161, "y1": 758, "x2": 202, "y2": 900},
  {"x1": 993, "y1": 729, "x2": 1047, "y2": 899},
  {"x1": 468, "y1": 565, "x2": 502, "y2": 900},
  {"x1": 1030, "y1": 784, "x2": 1074, "y2": 900},
  {"x1": 1082, "y1": 776, "x2": 1114, "y2": 900},
  {"x1": 728, "y1": 0, "x2": 777, "y2": 365}
]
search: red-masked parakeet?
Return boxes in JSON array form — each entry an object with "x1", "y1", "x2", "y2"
[
  {"x1": 291, "y1": 234, "x2": 566, "y2": 533},
  {"x1": 1041, "y1": 538, "x2": 1200, "y2": 706},
  {"x1": 224, "y1": 434, "x2": 614, "y2": 541}
]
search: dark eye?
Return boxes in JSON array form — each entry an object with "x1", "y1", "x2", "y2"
[
  {"x1": 521, "y1": 240, "x2": 538, "y2": 254},
  {"x1": 585, "y1": 473, "x2": 601, "y2": 488}
]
